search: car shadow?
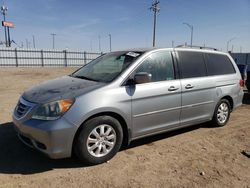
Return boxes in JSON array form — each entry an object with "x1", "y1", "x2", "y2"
[
  {"x1": 243, "y1": 91, "x2": 250, "y2": 104},
  {"x1": 0, "y1": 121, "x2": 210, "y2": 175},
  {"x1": 0, "y1": 122, "x2": 90, "y2": 175},
  {"x1": 123, "y1": 123, "x2": 206, "y2": 150}
]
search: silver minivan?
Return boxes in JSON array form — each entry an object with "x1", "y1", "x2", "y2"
[{"x1": 13, "y1": 47, "x2": 244, "y2": 164}]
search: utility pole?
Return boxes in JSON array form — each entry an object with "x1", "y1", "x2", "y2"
[
  {"x1": 51, "y1": 33, "x2": 56, "y2": 49},
  {"x1": 7, "y1": 27, "x2": 10, "y2": 46},
  {"x1": 32, "y1": 35, "x2": 36, "y2": 48},
  {"x1": 183, "y1": 22, "x2": 193, "y2": 46},
  {"x1": 150, "y1": 0, "x2": 160, "y2": 47},
  {"x1": 108, "y1": 34, "x2": 112, "y2": 52},
  {"x1": 171, "y1": 40, "x2": 174, "y2": 47},
  {"x1": 1, "y1": 5, "x2": 8, "y2": 47}
]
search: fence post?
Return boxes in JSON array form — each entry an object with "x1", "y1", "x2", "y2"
[
  {"x1": 84, "y1": 51, "x2": 87, "y2": 65},
  {"x1": 15, "y1": 48, "x2": 18, "y2": 67},
  {"x1": 64, "y1": 50, "x2": 67, "y2": 67},
  {"x1": 41, "y1": 50, "x2": 44, "y2": 67}
]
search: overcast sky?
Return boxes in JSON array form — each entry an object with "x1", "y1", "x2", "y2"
[{"x1": 3, "y1": 0, "x2": 250, "y2": 52}]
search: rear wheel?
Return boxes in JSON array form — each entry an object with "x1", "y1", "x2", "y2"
[
  {"x1": 74, "y1": 116, "x2": 123, "y2": 165},
  {"x1": 212, "y1": 99, "x2": 231, "y2": 127}
]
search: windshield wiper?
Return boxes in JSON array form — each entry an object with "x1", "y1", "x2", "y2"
[{"x1": 73, "y1": 75, "x2": 100, "y2": 82}]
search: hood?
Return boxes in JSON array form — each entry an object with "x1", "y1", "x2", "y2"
[{"x1": 22, "y1": 75, "x2": 106, "y2": 104}]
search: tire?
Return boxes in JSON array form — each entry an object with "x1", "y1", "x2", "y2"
[
  {"x1": 211, "y1": 99, "x2": 231, "y2": 127},
  {"x1": 74, "y1": 116, "x2": 123, "y2": 165}
]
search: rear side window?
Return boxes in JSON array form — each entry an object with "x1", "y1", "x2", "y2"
[
  {"x1": 206, "y1": 54, "x2": 236, "y2": 75},
  {"x1": 178, "y1": 51, "x2": 206, "y2": 78}
]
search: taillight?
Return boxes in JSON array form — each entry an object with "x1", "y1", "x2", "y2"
[{"x1": 239, "y1": 79, "x2": 244, "y2": 89}]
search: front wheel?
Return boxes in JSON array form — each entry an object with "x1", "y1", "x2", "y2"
[
  {"x1": 211, "y1": 99, "x2": 231, "y2": 127},
  {"x1": 74, "y1": 116, "x2": 123, "y2": 165}
]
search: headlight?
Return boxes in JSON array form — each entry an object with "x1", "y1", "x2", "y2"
[{"x1": 32, "y1": 99, "x2": 74, "y2": 120}]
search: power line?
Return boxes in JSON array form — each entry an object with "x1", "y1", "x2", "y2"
[{"x1": 150, "y1": 0, "x2": 160, "y2": 47}]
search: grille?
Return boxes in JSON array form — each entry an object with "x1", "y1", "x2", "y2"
[{"x1": 15, "y1": 101, "x2": 31, "y2": 118}]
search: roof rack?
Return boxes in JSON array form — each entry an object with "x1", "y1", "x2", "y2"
[{"x1": 175, "y1": 45, "x2": 218, "y2": 51}]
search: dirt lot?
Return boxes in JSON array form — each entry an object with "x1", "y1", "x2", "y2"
[{"x1": 0, "y1": 68, "x2": 249, "y2": 188}]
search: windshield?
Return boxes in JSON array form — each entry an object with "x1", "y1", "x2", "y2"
[{"x1": 71, "y1": 51, "x2": 143, "y2": 82}]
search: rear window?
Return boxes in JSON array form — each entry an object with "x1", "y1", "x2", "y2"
[
  {"x1": 178, "y1": 51, "x2": 207, "y2": 79},
  {"x1": 206, "y1": 54, "x2": 236, "y2": 75}
]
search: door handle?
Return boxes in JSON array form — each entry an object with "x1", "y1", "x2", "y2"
[
  {"x1": 168, "y1": 86, "x2": 179, "y2": 91},
  {"x1": 185, "y1": 84, "x2": 194, "y2": 89}
]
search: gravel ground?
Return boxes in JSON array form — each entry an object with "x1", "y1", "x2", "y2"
[{"x1": 0, "y1": 68, "x2": 249, "y2": 188}]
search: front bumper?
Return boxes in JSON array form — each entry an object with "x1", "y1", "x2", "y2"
[{"x1": 12, "y1": 115, "x2": 78, "y2": 159}]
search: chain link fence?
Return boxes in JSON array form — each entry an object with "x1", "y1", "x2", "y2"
[{"x1": 0, "y1": 48, "x2": 102, "y2": 67}]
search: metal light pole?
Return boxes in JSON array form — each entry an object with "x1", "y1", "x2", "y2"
[
  {"x1": 171, "y1": 40, "x2": 174, "y2": 47},
  {"x1": 108, "y1": 34, "x2": 112, "y2": 52},
  {"x1": 150, "y1": 0, "x2": 160, "y2": 47},
  {"x1": 90, "y1": 40, "x2": 93, "y2": 52},
  {"x1": 98, "y1": 35, "x2": 101, "y2": 52},
  {"x1": 32, "y1": 35, "x2": 36, "y2": 48},
  {"x1": 26, "y1": 39, "x2": 29, "y2": 48},
  {"x1": 226, "y1": 37, "x2": 236, "y2": 52},
  {"x1": 183, "y1": 22, "x2": 193, "y2": 46},
  {"x1": 51, "y1": 33, "x2": 56, "y2": 49},
  {"x1": 1, "y1": 5, "x2": 8, "y2": 47}
]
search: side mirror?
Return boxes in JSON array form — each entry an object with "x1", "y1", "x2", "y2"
[{"x1": 134, "y1": 72, "x2": 152, "y2": 84}]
